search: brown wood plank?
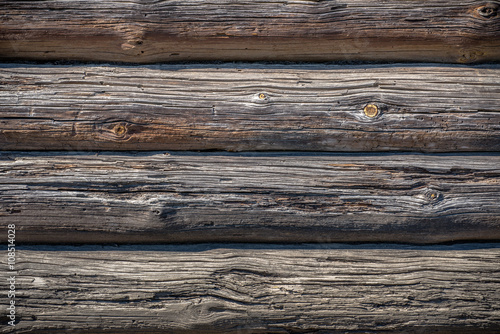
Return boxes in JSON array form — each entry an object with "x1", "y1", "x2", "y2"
[
  {"x1": 2, "y1": 244, "x2": 500, "y2": 332},
  {"x1": 1, "y1": 152, "x2": 499, "y2": 244},
  {"x1": 0, "y1": 0, "x2": 499, "y2": 63},
  {"x1": 1, "y1": 64, "x2": 500, "y2": 152}
]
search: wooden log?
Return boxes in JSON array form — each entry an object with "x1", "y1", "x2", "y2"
[
  {"x1": 1, "y1": 152, "x2": 500, "y2": 244},
  {"x1": 1, "y1": 64, "x2": 500, "y2": 152},
  {"x1": 0, "y1": 0, "x2": 499, "y2": 63},
  {"x1": 2, "y1": 244, "x2": 500, "y2": 332}
]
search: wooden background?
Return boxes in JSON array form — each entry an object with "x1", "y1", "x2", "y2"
[{"x1": 1, "y1": 0, "x2": 500, "y2": 332}]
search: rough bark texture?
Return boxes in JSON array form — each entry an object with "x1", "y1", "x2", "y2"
[
  {"x1": 1, "y1": 244, "x2": 499, "y2": 333},
  {"x1": 0, "y1": 0, "x2": 499, "y2": 63},
  {"x1": 1, "y1": 151, "x2": 499, "y2": 244},
  {"x1": 1, "y1": 64, "x2": 500, "y2": 152}
]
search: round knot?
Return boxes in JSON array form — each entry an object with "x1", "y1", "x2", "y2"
[
  {"x1": 425, "y1": 189, "x2": 443, "y2": 202},
  {"x1": 477, "y1": 4, "x2": 498, "y2": 18},
  {"x1": 363, "y1": 104, "x2": 379, "y2": 118},
  {"x1": 113, "y1": 124, "x2": 127, "y2": 136}
]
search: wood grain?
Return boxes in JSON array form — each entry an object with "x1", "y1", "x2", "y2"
[
  {"x1": 1, "y1": 244, "x2": 499, "y2": 333},
  {"x1": 1, "y1": 64, "x2": 500, "y2": 152},
  {"x1": 0, "y1": 0, "x2": 499, "y2": 63},
  {"x1": 1, "y1": 151, "x2": 499, "y2": 244}
]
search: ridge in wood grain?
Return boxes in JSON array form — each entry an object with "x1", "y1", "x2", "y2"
[
  {"x1": 1, "y1": 64, "x2": 500, "y2": 152},
  {"x1": 0, "y1": 0, "x2": 499, "y2": 63},
  {"x1": 2, "y1": 245, "x2": 499, "y2": 333},
  {"x1": 1, "y1": 152, "x2": 499, "y2": 244}
]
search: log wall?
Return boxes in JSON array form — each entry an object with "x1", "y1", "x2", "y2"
[{"x1": 1, "y1": 0, "x2": 500, "y2": 332}]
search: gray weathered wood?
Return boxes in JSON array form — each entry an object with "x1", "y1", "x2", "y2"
[
  {"x1": 2, "y1": 244, "x2": 499, "y2": 333},
  {"x1": 1, "y1": 152, "x2": 500, "y2": 244},
  {"x1": 0, "y1": 0, "x2": 499, "y2": 63},
  {"x1": 1, "y1": 64, "x2": 500, "y2": 152}
]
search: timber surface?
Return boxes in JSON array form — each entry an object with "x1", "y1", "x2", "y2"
[
  {"x1": 1, "y1": 244, "x2": 500, "y2": 333},
  {"x1": 0, "y1": 0, "x2": 499, "y2": 63},
  {"x1": 1, "y1": 152, "x2": 500, "y2": 244},
  {"x1": 1, "y1": 64, "x2": 500, "y2": 152}
]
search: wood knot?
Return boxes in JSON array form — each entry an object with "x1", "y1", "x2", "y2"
[
  {"x1": 425, "y1": 190, "x2": 443, "y2": 202},
  {"x1": 476, "y1": 3, "x2": 499, "y2": 18},
  {"x1": 458, "y1": 49, "x2": 484, "y2": 63},
  {"x1": 363, "y1": 104, "x2": 379, "y2": 118},
  {"x1": 113, "y1": 124, "x2": 127, "y2": 136},
  {"x1": 96, "y1": 121, "x2": 142, "y2": 142},
  {"x1": 254, "y1": 92, "x2": 270, "y2": 104}
]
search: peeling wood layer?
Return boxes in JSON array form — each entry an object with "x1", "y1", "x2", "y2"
[{"x1": 1, "y1": 64, "x2": 500, "y2": 152}]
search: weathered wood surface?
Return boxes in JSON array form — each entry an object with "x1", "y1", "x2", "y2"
[
  {"x1": 1, "y1": 64, "x2": 500, "y2": 152},
  {"x1": 0, "y1": 0, "x2": 499, "y2": 63},
  {"x1": 1, "y1": 152, "x2": 499, "y2": 244},
  {"x1": 2, "y1": 244, "x2": 499, "y2": 333}
]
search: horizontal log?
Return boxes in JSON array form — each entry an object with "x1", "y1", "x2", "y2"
[
  {"x1": 2, "y1": 244, "x2": 500, "y2": 332},
  {"x1": 1, "y1": 64, "x2": 500, "y2": 152},
  {"x1": 1, "y1": 152, "x2": 500, "y2": 244},
  {"x1": 0, "y1": 0, "x2": 499, "y2": 63}
]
